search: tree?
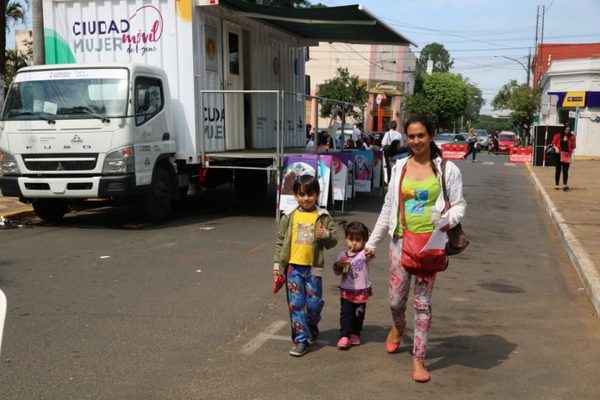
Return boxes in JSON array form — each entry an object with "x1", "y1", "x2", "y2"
[
  {"x1": 1, "y1": 0, "x2": 30, "y2": 103},
  {"x1": 492, "y1": 80, "x2": 538, "y2": 139},
  {"x1": 405, "y1": 72, "x2": 468, "y2": 131},
  {"x1": 492, "y1": 80, "x2": 520, "y2": 110},
  {"x1": 4, "y1": 45, "x2": 30, "y2": 88},
  {"x1": 6, "y1": 0, "x2": 28, "y2": 32},
  {"x1": 316, "y1": 67, "x2": 367, "y2": 125},
  {"x1": 417, "y1": 42, "x2": 454, "y2": 74},
  {"x1": 462, "y1": 79, "x2": 484, "y2": 128},
  {"x1": 506, "y1": 85, "x2": 538, "y2": 138}
]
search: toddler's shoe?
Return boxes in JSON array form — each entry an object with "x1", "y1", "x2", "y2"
[
  {"x1": 350, "y1": 334, "x2": 361, "y2": 346},
  {"x1": 337, "y1": 337, "x2": 351, "y2": 350}
]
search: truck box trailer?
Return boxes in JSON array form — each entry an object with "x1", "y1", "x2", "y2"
[{"x1": 0, "y1": 0, "x2": 412, "y2": 221}]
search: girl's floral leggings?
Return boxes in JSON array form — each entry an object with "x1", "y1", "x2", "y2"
[{"x1": 388, "y1": 238, "x2": 437, "y2": 361}]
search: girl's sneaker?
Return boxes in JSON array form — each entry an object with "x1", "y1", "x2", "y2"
[
  {"x1": 337, "y1": 337, "x2": 351, "y2": 350},
  {"x1": 289, "y1": 341, "x2": 309, "y2": 357},
  {"x1": 350, "y1": 334, "x2": 361, "y2": 346}
]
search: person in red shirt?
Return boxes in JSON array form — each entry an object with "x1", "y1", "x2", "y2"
[{"x1": 551, "y1": 125, "x2": 576, "y2": 191}]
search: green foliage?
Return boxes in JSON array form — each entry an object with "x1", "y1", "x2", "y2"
[
  {"x1": 4, "y1": 47, "x2": 31, "y2": 88},
  {"x1": 417, "y1": 42, "x2": 454, "y2": 74},
  {"x1": 492, "y1": 79, "x2": 519, "y2": 110},
  {"x1": 507, "y1": 85, "x2": 538, "y2": 134},
  {"x1": 6, "y1": 0, "x2": 28, "y2": 32},
  {"x1": 492, "y1": 80, "x2": 538, "y2": 135},
  {"x1": 405, "y1": 72, "x2": 468, "y2": 130},
  {"x1": 476, "y1": 115, "x2": 513, "y2": 133},
  {"x1": 463, "y1": 79, "x2": 484, "y2": 127},
  {"x1": 2, "y1": 0, "x2": 29, "y2": 82},
  {"x1": 316, "y1": 67, "x2": 367, "y2": 123},
  {"x1": 404, "y1": 93, "x2": 436, "y2": 121}
]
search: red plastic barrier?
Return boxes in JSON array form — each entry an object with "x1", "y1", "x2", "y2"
[
  {"x1": 442, "y1": 143, "x2": 468, "y2": 159},
  {"x1": 509, "y1": 146, "x2": 533, "y2": 163}
]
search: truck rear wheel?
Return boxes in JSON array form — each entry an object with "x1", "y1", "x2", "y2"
[
  {"x1": 32, "y1": 199, "x2": 69, "y2": 222},
  {"x1": 234, "y1": 170, "x2": 267, "y2": 201},
  {"x1": 144, "y1": 167, "x2": 173, "y2": 222}
]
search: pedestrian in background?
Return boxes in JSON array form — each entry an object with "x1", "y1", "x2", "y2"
[
  {"x1": 333, "y1": 220, "x2": 373, "y2": 350},
  {"x1": 551, "y1": 124, "x2": 576, "y2": 191},
  {"x1": 273, "y1": 175, "x2": 338, "y2": 357},
  {"x1": 352, "y1": 122, "x2": 363, "y2": 142},
  {"x1": 365, "y1": 115, "x2": 466, "y2": 383},
  {"x1": 489, "y1": 129, "x2": 499, "y2": 154},
  {"x1": 462, "y1": 128, "x2": 477, "y2": 162}
]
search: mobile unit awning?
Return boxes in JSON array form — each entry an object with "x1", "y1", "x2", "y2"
[{"x1": 216, "y1": 0, "x2": 415, "y2": 46}]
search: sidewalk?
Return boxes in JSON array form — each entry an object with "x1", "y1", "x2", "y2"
[
  {"x1": 527, "y1": 159, "x2": 600, "y2": 317},
  {"x1": 0, "y1": 196, "x2": 32, "y2": 220}
]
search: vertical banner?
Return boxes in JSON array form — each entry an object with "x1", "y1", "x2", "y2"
[
  {"x1": 332, "y1": 153, "x2": 348, "y2": 201},
  {"x1": 279, "y1": 156, "x2": 317, "y2": 210},
  {"x1": 372, "y1": 151, "x2": 383, "y2": 189},
  {"x1": 339, "y1": 152, "x2": 355, "y2": 200},
  {"x1": 354, "y1": 150, "x2": 373, "y2": 192},
  {"x1": 301, "y1": 154, "x2": 332, "y2": 207},
  {"x1": 317, "y1": 155, "x2": 332, "y2": 207}
]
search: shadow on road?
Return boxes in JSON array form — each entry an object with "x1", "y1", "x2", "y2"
[{"x1": 426, "y1": 334, "x2": 516, "y2": 371}]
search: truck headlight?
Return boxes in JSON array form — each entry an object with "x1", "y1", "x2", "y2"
[
  {"x1": 0, "y1": 150, "x2": 21, "y2": 175},
  {"x1": 102, "y1": 146, "x2": 135, "y2": 174}
]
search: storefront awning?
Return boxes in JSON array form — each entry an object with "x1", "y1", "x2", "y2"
[{"x1": 218, "y1": 0, "x2": 415, "y2": 46}]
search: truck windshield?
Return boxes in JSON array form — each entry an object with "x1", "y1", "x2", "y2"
[{"x1": 2, "y1": 70, "x2": 128, "y2": 122}]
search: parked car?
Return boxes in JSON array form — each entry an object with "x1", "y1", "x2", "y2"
[
  {"x1": 475, "y1": 129, "x2": 489, "y2": 150},
  {"x1": 496, "y1": 131, "x2": 517, "y2": 153},
  {"x1": 434, "y1": 133, "x2": 466, "y2": 148}
]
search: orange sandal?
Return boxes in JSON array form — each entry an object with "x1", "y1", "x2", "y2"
[
  {"x1": 385, "y1": 326, "x2": 402, "y2": 353},
  {"x1": 412, "y1": 360, "x2": 430, "y2": 383}
]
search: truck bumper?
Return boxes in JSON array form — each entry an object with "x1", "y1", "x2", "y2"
[{"x1": 0, "y1": 175, "x2": 138, "y2": 199}]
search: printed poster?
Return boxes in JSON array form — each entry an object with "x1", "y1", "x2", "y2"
[
  {"x1": 345, "y1": 152, "x2": 355, "y2": 199},
  {"x1": 354, "y1": 150, "x2": 373, "y2": 192},
  {"x1": 279, "y1": 156, "x2": 317, "y2": 211},
  {"x1": 372, "y1": 150, "x2": 383, "y2": 189},
  {"x1": 331, "y1": 153, "x2": 348, "y2": 201}
]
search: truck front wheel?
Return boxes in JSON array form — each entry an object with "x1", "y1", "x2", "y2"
[
  {"x1": 144, "y1": 167, "x2": 173, "y2": 222},
  {"x1": 32, "y1": 199, "x2": 69, "y2": 222}
]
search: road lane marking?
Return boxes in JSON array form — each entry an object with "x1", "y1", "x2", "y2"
[
  {"x1": 241, "y1": 320, "x2": 288, "y2": 354},
  {"x1": 240, "y1": 320, "x2": 329, "y2": 354},
  {"x1": 482, "y1": 161, "x2": 495, "y2": 165},
  {"x1": 504, "y1": 163, "x2": 516, "y2": 167}
]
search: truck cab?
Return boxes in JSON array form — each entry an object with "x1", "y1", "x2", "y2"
[{"x1": 0, "y1": 64, "x2": 178, "y2": 221}]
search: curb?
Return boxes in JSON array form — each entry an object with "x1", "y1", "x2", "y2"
[{"x1": 526, "y1": 163, "x2": 600, "y2": 317}]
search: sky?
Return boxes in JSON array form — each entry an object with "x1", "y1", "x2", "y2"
[
  {"x1": 319, "y1": 0, "x2": 600, "y2": 114},
  {"x1": 6, "y1": 0, "x2": 600, "y2": 114}
]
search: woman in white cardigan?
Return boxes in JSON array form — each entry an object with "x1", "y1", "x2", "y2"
[{"x1": 365, "y1": 115, "x2": 466, "y2": 382}]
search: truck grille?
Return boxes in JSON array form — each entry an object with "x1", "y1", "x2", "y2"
[{"x1": 22, "y1": 153, "x2": 99, "y2": 171}]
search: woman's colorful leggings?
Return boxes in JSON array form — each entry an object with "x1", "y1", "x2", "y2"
[
  {"x1": 285, "y1": 264, "x2": 323, "y2": 344},
  {"x1": 388, "y1": 238, "x2": 437, "y2": 361}
]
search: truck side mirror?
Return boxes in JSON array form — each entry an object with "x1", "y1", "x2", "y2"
[{"x1": 136, "y1": 89, "x2": 149, "y2": 113}]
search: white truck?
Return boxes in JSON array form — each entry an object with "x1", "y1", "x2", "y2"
[{"x1": 0, "y1": 0, "x2": 410, "y2": 221}]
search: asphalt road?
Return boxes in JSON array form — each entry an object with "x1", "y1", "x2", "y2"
[{"x1": 1, "y1": 153, "x2": 599, "y2": 400}]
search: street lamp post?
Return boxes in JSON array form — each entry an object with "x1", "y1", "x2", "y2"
[{"x1": 495, "y1": 55, "x2": 530, "y2": 86}]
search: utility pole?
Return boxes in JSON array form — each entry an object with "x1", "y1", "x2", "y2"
[
  {"x1": 527, "y1": 48, "x2": 531, "y2": 87},
  {"x1": 33, "y1": 0, "x2": 45, "y2": 65}
]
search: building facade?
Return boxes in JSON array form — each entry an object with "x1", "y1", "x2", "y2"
[
  {"x1": 305, "y1": 42, "x2": 417, "y2": 134},
  {"x1": 539, "y1": 58, "x2": 600, "y2": 158}
]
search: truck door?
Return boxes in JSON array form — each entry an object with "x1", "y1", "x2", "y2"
[{"x1": 222, "y1": 21, "x2": 244, "y2": 151}]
